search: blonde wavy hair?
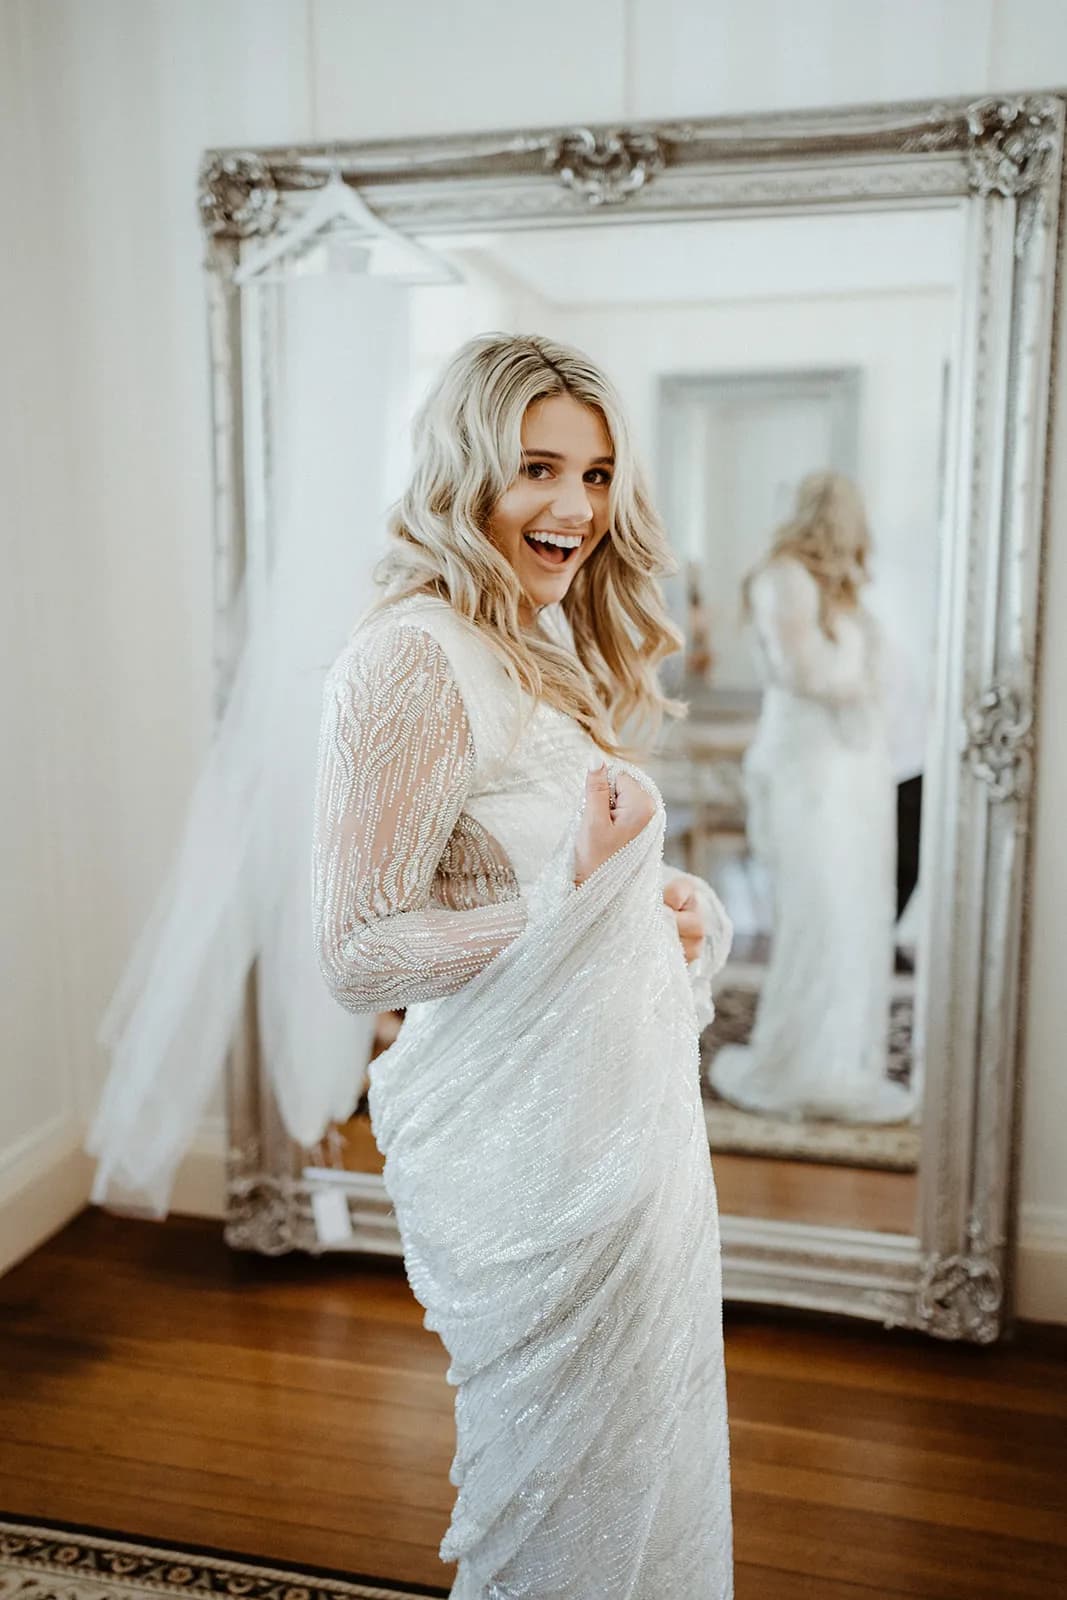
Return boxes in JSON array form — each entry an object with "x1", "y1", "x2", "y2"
[
  {"x1": 742, "y1": 469, "x2": 872, "y2": 640},
  {"x1": 365, "y1": 332, "x2": 686, "y2": 758}
]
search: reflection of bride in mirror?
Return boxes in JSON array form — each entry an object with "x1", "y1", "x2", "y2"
[{"x1": 708, "y1": 470, "x2": 914, "y2": 1124}]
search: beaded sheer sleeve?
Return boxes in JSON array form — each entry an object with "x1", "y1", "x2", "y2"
[{"x1": 312, "y1": 620, "x2": 527, "y2": 1013}]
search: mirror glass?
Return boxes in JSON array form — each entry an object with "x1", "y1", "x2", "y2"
[{"x1": 259, "y1": 203, "x2": 965, "y2": 1244}]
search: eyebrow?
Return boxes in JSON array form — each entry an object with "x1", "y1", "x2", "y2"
[{"x1": 521, "y1": 448, "x2": 616, "y2": 466}]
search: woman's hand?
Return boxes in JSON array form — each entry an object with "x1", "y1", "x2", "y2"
[
  {"x1": 573, "y1": 756, "x2": 656, "y2": 888},
  {"x1": 662, "y1": 874, "x2": 706, "y2": 963}
]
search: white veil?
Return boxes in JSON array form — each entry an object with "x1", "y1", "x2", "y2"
[{"x1": 85, "y1": 269, "x2": 411, "y2": 1217}]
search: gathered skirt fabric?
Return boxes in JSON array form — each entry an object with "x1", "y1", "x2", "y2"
[{"x1": 368, "y1": 767, "x2": 734, "y2": 1599}]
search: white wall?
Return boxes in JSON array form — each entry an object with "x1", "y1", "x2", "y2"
[
  {"x1": 3, "y1": 0, "x2": 1065, "y2": 1321},
  {"x1": 0, "y1": 0, "x2": 314, "y2": 1264},
  {"x1": 0, "y1": 6, "x2": 86, "y2": 1265}
]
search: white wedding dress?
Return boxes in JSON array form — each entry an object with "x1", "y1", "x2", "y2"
[
  {"x1": 709, "y1": 557, "x2": 914, "y2": 1124},
  {"x1": 312, "y1": 592, "x2": 735, "y2": 1599}
]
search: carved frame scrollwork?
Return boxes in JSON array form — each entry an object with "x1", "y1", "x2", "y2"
[
  {"x1": 963, "y1": 684, "x2": 1034, "y2": 802},
  {"x1": 198, "y1": 151, "x2": 280, "y2": 240},
  {"x1": 202, "y1": 91, "x2": 1065, "y2": 1341},
  {"x1": 917, "y1": 1215, "x2": 1005, "y2": 1344},
  {"x1": 965, "y1": 95, "x2": 1061, "y2": 197},
  {"x1": 544, "y1": 127, "x2": 668, "y2": 205}
]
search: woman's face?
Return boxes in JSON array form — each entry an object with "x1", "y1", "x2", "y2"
[{"x1": 487, "y1": 393, "x2": 614, "y2": 624}]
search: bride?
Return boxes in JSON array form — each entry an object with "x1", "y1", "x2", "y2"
[
  {"x1": 312, "y1": 333, "x2": 735, "y2": 1598},
  {"x1": 708, "y1": 471, "x2": 914, "y2": 1125}
]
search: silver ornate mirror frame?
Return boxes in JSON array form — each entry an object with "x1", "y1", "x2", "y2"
[{"x1": 200, "y1": 92, "x2": 1065, "y2": 1343}]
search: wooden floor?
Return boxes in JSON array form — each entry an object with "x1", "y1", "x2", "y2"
[{"x1": 1, "y1": 1208, "x2": 1064, "y2": 1599}]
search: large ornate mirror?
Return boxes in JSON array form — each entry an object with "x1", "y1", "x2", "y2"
[{"x1": 202, "y1": 93, "x2": 1063, "y2": 1342}]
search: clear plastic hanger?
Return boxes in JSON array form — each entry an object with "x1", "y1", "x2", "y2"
[{"x1": 233, "y1": 167, "x2": 462, "y2": 286}]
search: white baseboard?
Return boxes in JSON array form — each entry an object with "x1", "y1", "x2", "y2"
[
  {"x1": 0, "y1": 1126, "x2": 91, "y2": 1278},
  {"x1": 1015, "y1": 1205, "x2": 1067, "y2": 1325},
  {"x1": 167, "y1": 1125, "x2": 226, "y2": 1219},
  {"x1": 87, "y1": 1122, "x2": 229, "y2": 1223},
  {"x1": 0, "y1": 1119, "x2": 227, "y2": 1279}
]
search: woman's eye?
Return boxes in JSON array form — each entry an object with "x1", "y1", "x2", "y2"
[{"x1": 521, "y1": 461, "x2": 611, "y2": 485}]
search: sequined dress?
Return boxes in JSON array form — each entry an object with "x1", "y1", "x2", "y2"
[
  {"x1": 312, "y1": 593, "x2": 734, "y2": 1599},
  {"x1": 708, "y1": 557, "x2": 912, "y2": 1124}
]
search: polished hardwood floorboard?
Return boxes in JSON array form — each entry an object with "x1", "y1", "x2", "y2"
[{"x1": 0, "y1": 1209, "x2": 1064, "y2": 1598}]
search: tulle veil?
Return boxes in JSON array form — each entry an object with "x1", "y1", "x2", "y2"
[{"x1": 85, "y1": 271, "x2": 412, "y2": 1217}]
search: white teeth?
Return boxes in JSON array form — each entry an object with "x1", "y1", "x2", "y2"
[{"x1": 527, "y1": 531, "x2": 583, "y2": 549}]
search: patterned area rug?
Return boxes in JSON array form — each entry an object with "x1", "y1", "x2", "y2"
[
  {"x1": 0, "y1": 1519, "x2": 450, "y2": 1600},
  {"x1": 700, "y1": 986, "x2": 920, "y2": 1172},
  {"x1": 702, "y1": 1097, "x2": 920, "y2": 1171}
]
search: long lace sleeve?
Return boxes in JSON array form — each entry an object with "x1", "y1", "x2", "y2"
[
  {"x1": 312, "y1": 620, "x2": 527, "y2": 1012},
  {"x1": 751, "y1": 558, "x2": 874, "y2": 704}
]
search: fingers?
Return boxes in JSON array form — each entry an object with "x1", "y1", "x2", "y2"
[
  {"x1": 674, "y1": 906, "x2": 704, "y2": 944},
  {"x1": 586, "y1": 753, "x2": 610, "y2": 792},
  {"x1": 587, "y1": 753, "x2": 625, "y2": 821},
  {"x1": 663, "y1": 877, "x2": 706, "y2": 963},
  {"x1": 584, "y1": 756, "x2": 655, "y2": 840},
  {"x1": 662, "y1": 873, "x2": 697, "y2": 912},
  {"x1": 667, "y1": 903, "x2": 705, "y2": 963},
  {"x1": 585, "y1": 751, "x2": 613, "y2": 822},
  {"x1": 612, "y1": 772, "x2": 655, "y2": 829}
]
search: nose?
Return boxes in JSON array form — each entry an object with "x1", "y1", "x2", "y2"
[{"x1": 548, "y1": 476, "x2": 594, "y2": 526}]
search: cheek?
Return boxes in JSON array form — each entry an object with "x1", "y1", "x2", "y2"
[
  {"x1": 490, "y1": 483, "x2": 541, "y2": 544},
  {"x1": 590, "y1": 490, "x2": 613, "y2": 535}
]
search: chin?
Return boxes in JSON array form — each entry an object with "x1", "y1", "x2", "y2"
[{"x1": 533, "y1": 574, "x2": 574, "y2": 603}]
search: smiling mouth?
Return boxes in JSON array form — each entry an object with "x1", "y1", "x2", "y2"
[{"x1": 523, "y1": 532, "x2": 583, "y2": 567}]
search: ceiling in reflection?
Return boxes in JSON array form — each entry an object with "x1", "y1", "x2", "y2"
[{"x1": 427, "y1": 209, "x2": 966, "y2": 305}]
